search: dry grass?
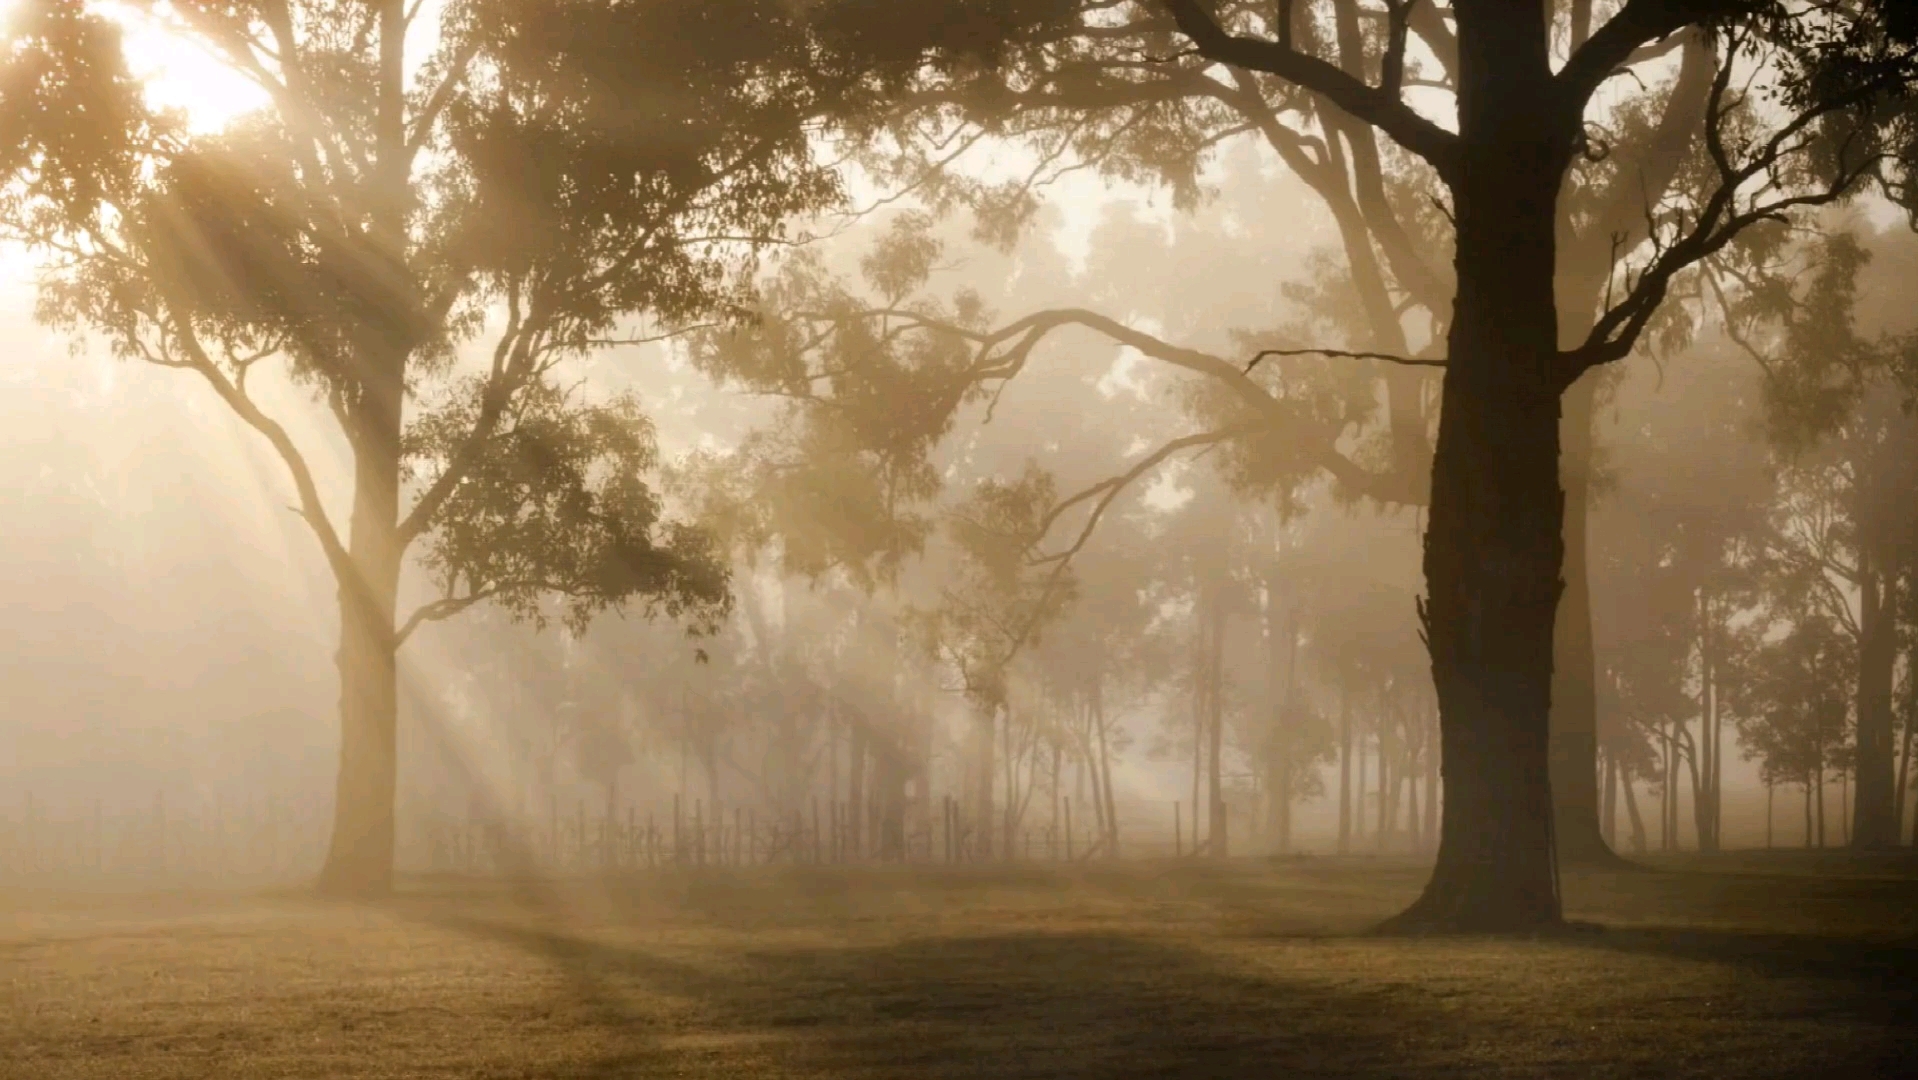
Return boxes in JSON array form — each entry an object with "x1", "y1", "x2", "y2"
[{"x1": 4, "y1": 853, "x2": 1916, "y2": 1078}]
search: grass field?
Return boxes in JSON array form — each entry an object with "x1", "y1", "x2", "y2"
[{"x1": 4, "y1": 853, "x2": 1916, "y2": 1078}]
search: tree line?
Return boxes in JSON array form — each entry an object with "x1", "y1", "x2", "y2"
[{"x1": 2, "y1": 0, "x2": 1914, "y2": 933}]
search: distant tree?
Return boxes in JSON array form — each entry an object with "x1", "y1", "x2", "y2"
[
  {"x1": 1733, "y1": 612, "x2": 1856, "y2": 846},
  {"x1": 1727, "y1": 227, "x2": 1918, "y2": 849}
]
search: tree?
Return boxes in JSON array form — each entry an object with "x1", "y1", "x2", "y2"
[
  {"x1": 0, "y1": 0, "x2": 882, "y2": 893},
  {"x1": 747, "y1": 1, "x2": 1914, "y2": 927},
  {"x1": 1726, "y1": 224, "x2": 1918, "y2": 849}
]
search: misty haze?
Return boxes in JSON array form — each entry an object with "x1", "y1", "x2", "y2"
[{"x1": 3, "y1": 2, "x2": 1917, "y2": 1078}]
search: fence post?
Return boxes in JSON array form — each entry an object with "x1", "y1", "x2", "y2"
[{"x1": 1174, "y1": 802, "x2": 1182, "y2": 858}]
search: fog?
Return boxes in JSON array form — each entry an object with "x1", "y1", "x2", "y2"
[
  {"x1": 7, "y1": 156, "x2": 1914, "y2": 881},
  {"x1": 3, "y1": 3, "x2": 1917, "y2": 1074}
]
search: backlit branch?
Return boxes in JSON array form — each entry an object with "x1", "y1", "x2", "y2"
[{"x1": 1159, "y1": 0, "x2": 1460, "y2": 178}]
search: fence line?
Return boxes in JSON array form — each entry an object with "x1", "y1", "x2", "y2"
[{"x1": 0, "y1": 792, "x2": 1233, "y2": 883}]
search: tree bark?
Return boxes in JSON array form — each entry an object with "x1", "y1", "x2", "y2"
[
  {"x1": 1384, "y1": 5, "x2": 1567, "y2": 931},
  {"x1": 1852, "y1": 568, "x2": 1899, "y2": 847},
  {"x1": 1551, "y1": 372, "x2": 1631, "y2": 867},
  {"x1": 315, "y1": 389, "x2": 405, "y2": 898}
]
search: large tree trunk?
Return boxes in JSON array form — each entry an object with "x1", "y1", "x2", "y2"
[
  {"x1": 1852, "y1": 568, "x2": 1899, "y2": 847},
  {"x1": 315, "y1": 401, "x2": 405, "y2": 898},
  {"x1": 1385, "y1": 6, "x2": 1566, "y2": 932},
  {"x1": 1550, "y1": 372, "x2": 1630, "y2": 867}
]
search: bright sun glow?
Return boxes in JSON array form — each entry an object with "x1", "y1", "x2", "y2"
[{"x1": 99, "y1": 2, "x2": 272, "y2": 132}]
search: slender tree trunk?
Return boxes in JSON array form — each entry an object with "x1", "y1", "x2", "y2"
[
  {"x1": 1389, "y1": 8, "x2": 1567, "y2": 931},
  {"x1": 1207, "y1": 589, "x2": 1227, "y2": 859},
  {"x1": 1816, "y1": 765, "x2": 1826, "y2": 848},
  {"x1": 1694, "y1": 592, "x2": 1719, "y2": 853},
  {"x1": 1375, "y1": 702, "x2": 1392, "y2": 851},
  {"x1": 1051, "y1": 735, "x2": 1062, "y2": 854},
  {"x1": 1601, "y1": 747, "x2": 1618, "y2": 847},
  {"x1": 1094, "y1": 680, "x2": 1120, "y2": 855},
  {"x1": 1620, "y1": 771, "x2": 1648, "y2": 855},
  {"x1": 1338, "y1": 680, "x2": 1353, "y2": 855},
  {"x1": 1853, "y1": 568, "x2": 1899, "y2": 847},
  {"x1": 847, "y1": 721, "x2": 867, "y2": 861},
  {"x1": 1422, "y1": 702, "x2": 1439, "y2": 856},
  {"x1": 1897, "y1": 702, "x2": 1913, "y2": 845},
  {"x1": 971, "y1": 701, "x2": 995, "y2": 859}
]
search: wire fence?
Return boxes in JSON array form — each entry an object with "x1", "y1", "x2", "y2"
[{"x1": 0, "y1": 791, "x2": 1225, "y2": 884}]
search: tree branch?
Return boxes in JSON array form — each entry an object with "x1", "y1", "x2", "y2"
[
  {"x1": 1159, "y1": 0, "x2": 1460, "y2": 178},
  {"x1": 1244, "y1": 346, "x2": 1444, "y2": 373},
  {"x1": 395, "y1": 589, "x2": 497, "y2": 646},
  {"x1": 1557, "y1": 0, "x2": 1747, "y2": 119}
]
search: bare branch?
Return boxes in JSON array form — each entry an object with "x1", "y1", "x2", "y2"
[
  {"x1": 1159, "y1": 0, "x2": 1460, "y2": 177},
  {"x1": 1245, "y1": 346, "x2": 1443, "y2": 372}
]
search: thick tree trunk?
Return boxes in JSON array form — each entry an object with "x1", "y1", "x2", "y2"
[
  {"x1": 1853, "y1": 570, "x2": 1899, "y2": 847},
  {"x1": 1385, "y1": 7, "x2": 1567, "y2": 930},
  {"x1": 315, "y1": 417, "x2": 405, "y2": 898},
  {"x1": 1551, "y1": 373, "x2": 1631, "y2": 867}
]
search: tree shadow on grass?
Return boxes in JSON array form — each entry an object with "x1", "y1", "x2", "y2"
[{"x1": 417, "y1": 912, "x2": 1449, "y2": 1079}]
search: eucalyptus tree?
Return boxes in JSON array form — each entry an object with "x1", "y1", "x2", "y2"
[
  {"x1": 796, "y1": 0, "x2": 1917, "y2": 929},
  {"x1": 0, "y1": 0, "x2": 892, "y2": 893},
  {"x1": 803, "y1": 0, "x2": 1909, "y2": 878}
]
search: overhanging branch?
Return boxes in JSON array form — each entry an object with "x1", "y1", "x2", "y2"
[{"x1": 1159, "y1": 0, "x2": 1460, "y2": 178}]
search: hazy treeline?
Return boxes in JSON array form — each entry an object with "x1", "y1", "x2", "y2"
[{"x1": 1, "y1": 2, "x2": 1915, "y2": 931}]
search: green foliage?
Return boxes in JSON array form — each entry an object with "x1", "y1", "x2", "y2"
[
  {"x1": 409, "y1": 385, "x2": 730, "y2": 636},
  {"x1": 1734, "y1": 613, "x2": 1855, "y2": 789},
  {"x1": 0, "y1": 1, "x2": 152, "y2": 227},
  {"x1": 2, "y1": 0, "x2": 859, "y2": 650}
]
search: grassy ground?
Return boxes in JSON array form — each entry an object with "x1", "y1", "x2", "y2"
[{"x1": 4, "y1": 853, "x2": 1916, "y2": 1078}]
